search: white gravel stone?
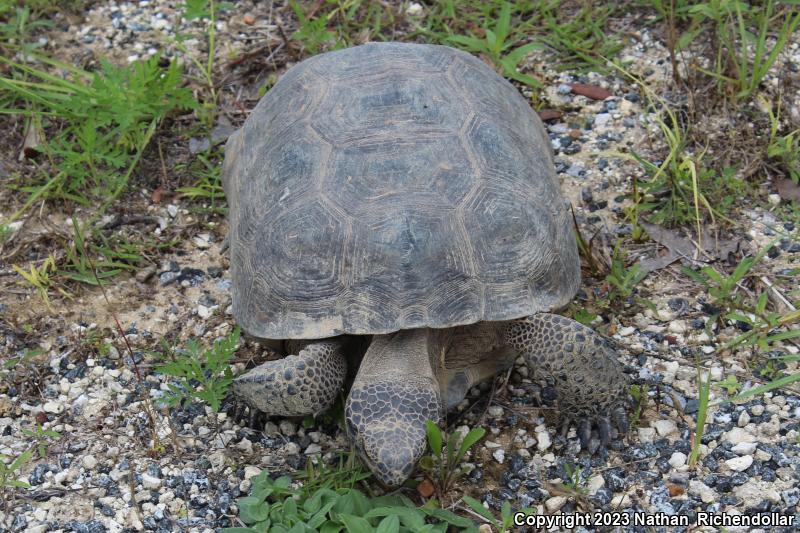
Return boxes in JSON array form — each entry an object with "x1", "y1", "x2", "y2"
[
  {"x1": 43, "y1": 401, "x2": 64, "y2": 414},
  {"x1": 305, "y1": 444, "x2": 322, "y2": 455},
  {"x1": 652, "y1": 419, "x2": 678, "y2": 437},
  {"x1": 725, "y1": 455, "x2": 753, "y2": 472},
  {"x1": 82, "y1": 455, "x2": 98, "y2": 469},
  {"x1": 759, "y1": 415, "x2": 780, "y2": 437},
  {"x1": 243, "y1": 466, "x2": 261, "y2": 480},
  {"x1": 587, "y1": 475, "x2": 605, "y2": 495},
  {"x1": 637, "y1": 427, "x2": 656, "y2": 443},
  {"x1": 689, "y1": 480, "x2": 717, "y2": 503},
  {"x1": 750, "y1": 404, "x2": 765, "y2": 416},
  {"x1": 668, "y1": 451, "x2": 687, "y2": 468},
  {"x1": 731, "y1": 442, "x2": 757, "y2": 455},
  {"x1": 723, "y1": 427, "x2": 756, "y2": 444},
  {"x1": 755, "y1": 448, "x2": 772, "y2": 462},
  {"x1": 284, "y1": 442, "x2": 300, "y2": 455},
  {"x1": 735, "y1": 479, "x2": 781, "y2": 508},
  {"x1": 487, "y1": 406, "x2": 504, "y2": 417},
  {"x1": 536, "y1": 431, "x2": 551, "y2": 451},
  {"x1": 279, "y1": 420, "x2": 296, "y2": 436},
  {"x1": 667, "y1": 320, "x2": 687, "y2": 333},
  {"x1": 737, "y1": 410, "x2": 750, "y2": 427},
  {"x1": 618, "y1": 326, "x2": 636, "y2": 336},
  {"x1": 492, "y1": 448, "x2": 505, "y2": 463},
  {"x1": 545, "y1": 496, "x2": 567, "y2": 512},
  {"x1": 141, "y1": 473, "x2": 162, "y2": 489}
]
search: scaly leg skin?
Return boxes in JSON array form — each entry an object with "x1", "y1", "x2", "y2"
[
  {"x1": 231, "y1": 339, "x2": 348, "y2": 417},
  {"x1": 505, "y1": 313, "x2": 630, "y2": 452},
  {"x1": 345, "y1": 329, "x2": 442, "y2": 487}
]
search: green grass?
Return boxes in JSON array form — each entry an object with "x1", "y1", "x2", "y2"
[
  {"x1": 0, "y1": 53, "x2": 196, "y2": 220},
  {"x1": 648, "y1": 0, "x2": 800, "y2": 102},
  {"x1": 446, "y1": 2, "x2": 544, "y2": 89}
]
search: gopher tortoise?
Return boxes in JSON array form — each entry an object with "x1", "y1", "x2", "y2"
[{"x1": 224, "y1": 42, "x2": 629, "y2": 487}]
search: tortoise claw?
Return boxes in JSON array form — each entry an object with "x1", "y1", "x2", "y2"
[
  {"x1": 578, "y1": 419, "x2": 592, "y2": 450},
  {"x1": 613, "y1": 405, "x2": 629, "y2": 435},
  {"x1": 597, "y1": 416, "x2": 612, "y2": 447}
]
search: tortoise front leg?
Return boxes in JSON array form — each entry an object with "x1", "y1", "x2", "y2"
[
  {"x1": 232, "y1": 338, "x2": 349, "y2": 417},
  {"x1": 504, "y1": 314, "x2": 630, "y2": 451}
]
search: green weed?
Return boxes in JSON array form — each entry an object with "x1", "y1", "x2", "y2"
[
  {"x1": 176, "y1": 0, "x2": 231, "y2": 132},
  {"x1": 537, "y1": 1, "x2": 624, "y2": 72},
  {"x1": 0, "y1": 54, "x2": 196, "y2": 220},
  {"x1": 291, "y1": 0, "x2": 338, "y2": 55},
  {"x1": 297, "y1": 452, "x2": 371, "y2": 497},
  {"x1": 223, "y1": 471, "x2": 478, "y2": 533},
  {"x1": 12, "y1": 254, "x2": 66, "y2": 310},
  {"x1": 605, "y1": 242, "x2": 649, "y2": 308},
  {"x1": 689, "y1": 367, "x2": 710, "y2": 467},
  {"x1": 155, "y1": 327, "x2": 240, "y2": 412},
  {"x1": 446, "y1": 2, "x2": 544, "y2": 88},
  {"x1": 763, "y1": 96, "x2": 800, "y2": 183},
  {"x1": 714, "y1": 374, "x2": 742, "y2": 396},
  {"x1": 654, "y1": 0, "x2": 800, "y2": 101},
  {"x1": 175, "y1": 150, "x2": 226, "y2": 214},
  {"x1": 419, "y1": 421, "x2": 486, "y2": 500},
  {"x1": 461, "y1": 494, "x2": 526, "y2": 531},
  {"x1": 20, "y1": 425, "x2": 61, "y2": 459},
  {"x1": 0, "y1": 450, "x2": 32, "y2": 502},
  {"x1": 562, "y1": 463, "x2": 588, "y2": 495},
  {"x1": 0, "y1": 4, "x2": 52, "y2": 56}
]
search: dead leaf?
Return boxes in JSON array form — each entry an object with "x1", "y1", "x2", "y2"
[
  {"x1": 20, "y1": 119, "x2": 43, "y2": 160},
  {"x1": 151, "y1": 187, "x2": 166, "y2": 204},
  {"x1": 776, "y1": 178, "x2": 800, "y2": 203},
  {"x1": 570, "y1": 83, "x2": 612, "y2": 100},
  {"x1": 538, "y1": 109, "x2": 563, "y2": 121},
  {"x1": 417, "y1": 478, "x2": 435, "y2": 498},
  {"x1": 667, "y1": 483, "x2": 685, "y2": 497},
  {"x1": 639, "y1": 222, "x2": 746, "y2": 272}
]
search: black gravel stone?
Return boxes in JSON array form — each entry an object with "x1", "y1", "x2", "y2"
[
  {"x1": 782, "y1": 488, "x2": 800, "y2": 507},
  {"x1": 64, "y1": 520, "x2": 107, "y2": 533},
  {"x1": 591, "y1": 487, "x2": 613, "y2": 506},
  {"x1": 603, "y1": 468, "x2": 628, "y2": 492},
  {"x1": 768, "y1": 246, "x2": 781, "y2": 258},
  {"x1": 700, "y1": 425, "x2": 724, "y2": 444},
  {"x1": 11, "y1": 514, "x2": 26, "y2": 532},
  {"x1": 730, "y1": 472, "x2": 748, "y2": 486},
  {"x1": 207, "y1": 266, "x2": 223, "y2": 278},
  {"x1": 29, "y1": 463, "x2": 56, "y2": 485}
]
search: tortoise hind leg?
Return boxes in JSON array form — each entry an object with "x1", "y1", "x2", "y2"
[
  {"x1": 232, "y1": 338, "x2": 349, "y2": 417},
  {"x1": 504, "y1": 313, "x2": 630, "y2": 451}
]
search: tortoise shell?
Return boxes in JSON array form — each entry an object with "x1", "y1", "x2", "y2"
[{"x1": 222, "y1": 42, "x2": 580, "y2": 339}]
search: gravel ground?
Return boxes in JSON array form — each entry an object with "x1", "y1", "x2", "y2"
[{"x1": 1, "y1": 1, "x2": 800, "y2": 532}]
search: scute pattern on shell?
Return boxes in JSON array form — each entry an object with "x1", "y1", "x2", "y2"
[{"x1": 223, "y1": 42, "x2": 580, "y2": 339}]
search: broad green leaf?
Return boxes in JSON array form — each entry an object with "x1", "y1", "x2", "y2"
[
  {"x1": 339, "y1": 514, "x2": 373, "y2": 533},
  {"x1": 462, "y1": 495, "x2": 496, "y2": 524},
  {"x1": 425, "y1": 420, "x2": 442, "y2": 457},
  {"x1": 457, "y1": 428, "x2": 486, "y2": 461},
  {"x1": 238, "y1": 496, "x2": 270, "y2": 524},
  {"x1": 375, "y1": 515, "x2": 400, "y2": 533}
]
